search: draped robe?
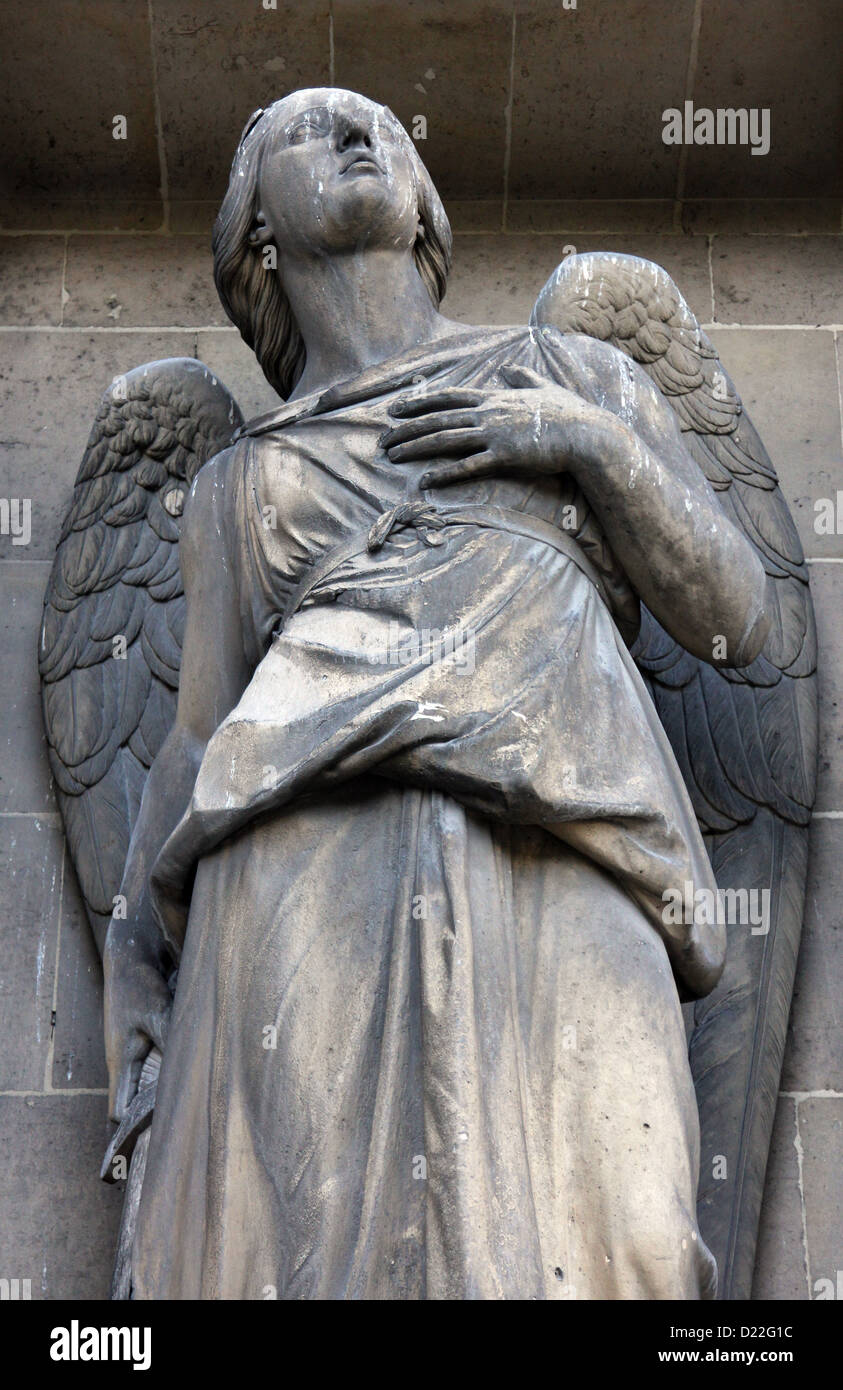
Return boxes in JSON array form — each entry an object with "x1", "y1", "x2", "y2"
[{"x1": 132, "y1": 324, "x2": 722, "y2": 1299}]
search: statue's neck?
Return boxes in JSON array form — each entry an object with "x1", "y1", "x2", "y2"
[{"x1": 279, "y1": 248, "x2": 452, "y2": 400}]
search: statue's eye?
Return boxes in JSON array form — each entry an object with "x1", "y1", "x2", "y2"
[{"x1": 287, "y1": 116, "x2": 328, "y2": 145}]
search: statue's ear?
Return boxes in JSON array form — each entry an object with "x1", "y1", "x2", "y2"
[{"x1": 249, "y1": 211, "x2": 274, "y2": 249}]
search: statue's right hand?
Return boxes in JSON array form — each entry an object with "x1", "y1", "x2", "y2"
[{"x1": 103, "y1": 932, "x2": 172, "y2": 1123}]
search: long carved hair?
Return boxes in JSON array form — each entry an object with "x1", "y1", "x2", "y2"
[{"x1": 212, "y1": 96, "x2": 453, "y2": 401}]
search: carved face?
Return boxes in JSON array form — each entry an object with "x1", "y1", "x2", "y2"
[{"x1": 255, "y1": 88, "x2": 420, "y2": 260}]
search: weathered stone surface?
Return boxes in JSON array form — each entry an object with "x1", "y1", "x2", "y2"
[
  {"x1": 682, "y1": 200, "x2": 843, "y2": 236},
  {"x1": 171, "y1": 197, "x2": 509, "y2": 238},
  {"x1": 0, "y1": 329, "x2": 194, "y2": 560},
  {"x1": 152, "y1": 0, "x2": 330, "y2": 207},
  {"x1": 807, "y1": 564, "x2": 843, "y2": 817},
  {"x1": 43, "y1": 101, "x2": 788, "y2": 1299},
  {"x1": 193, "y1": 329, "x2": 279, "y2": 423},
  {"x1": 509, "y1": 0, "x2": 695, "y2": 200},
  {"x1": 687, "y1": 0, "x2": 842, "y2": 200},
  {"x1": 752, "y1": 1098, "x2": 808, "y2": 1300},
  {"x1": 168, "y1": 201, "x2": 221, "y2": 237},
  {"x1": 51, "y1": 867, "x2": 108, "y2": 1092},
  {"x1": 445, "y1": 202, "x2": 505, "y2": 234},
  {"x1": 0, "y1": 1, "x2": 161, "y2": 214},
  {"x1": 506, "y1": 201, "x2": 676, "y2": 235},
  {"x1": 0, "y1": 237, "x2": 64, "y2": 326},
  {"x1": 444, "y1": 232, "x2": 712, "y2": 327},
  {"x1": 1, "y1": 201, "x2": 165, "y2": 235},
  {"x1": 0, "y1": 817, "x2": 61, "y2": 1091},
  {"x1": 571, "y1": 234, "x2": 713, "y2": 321},
  {"x1": 334, "y1": 0, "x2": 512, "y2": 200},
  {"x1": 0, "y1": 1094, "x2": 122, "y2": 1299},
  {"x1": 63, "y1": 236, "x2": 226, "y2": 328},
  {"x1": 443, "y1": 234, "x2": 571, "y2": 325},
  {"x1": 0, "y1": 563, "x2": 54, "y2": 814},
  {"x1": 782, "y1": 820, "x2": 843, "y2": 1093},
  {"x1": 712, "y1": 237, "x2": 843, "y2": 326},
  {"x1": 2, "y1": 1, "x2": 840, "y2": 225},
  {"x1": 708, "y1": 329, "x2": 843, "y2": 562},
  {"x1": 800, "y1": 1098, "x2": 843, "y2": 1301}
]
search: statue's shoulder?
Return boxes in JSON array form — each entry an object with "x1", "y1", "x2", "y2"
[
  {"x1": 180, "y1": 439, "x2": 253, "y2": 555},
  {"x1": 225, "y1": 425, "x2": 329, "y2": 541},
  {"x1": 529, "y1": 322, "x2": 625, "y2": 376},
  {"x1": 519, "y1": 323, "x2": 633, "y2": 404},
  {"x1": 186, "y1": 438, "x2": 241, "y2": 506},
  {"x1": 186, "y1": 430, "x2": 308, "y2": 519}
]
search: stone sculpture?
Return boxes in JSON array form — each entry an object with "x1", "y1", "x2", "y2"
[{"x1": 39, "y1": 89, "x2": 817, "y2": 1300}]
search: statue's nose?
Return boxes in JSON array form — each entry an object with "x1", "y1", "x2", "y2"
[{"x1": 336, "y1": 116, "x2": 373, "y2": 152}]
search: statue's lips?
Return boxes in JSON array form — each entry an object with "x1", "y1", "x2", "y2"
[{"x1": 340, "y1": 154, "x2": 384, "y2": 176}]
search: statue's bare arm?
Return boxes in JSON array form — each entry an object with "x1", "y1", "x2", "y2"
[
  {"x1": 382, "y1": 341, "x2": 770, "y2": 669},
  {"x1": 103, "y1": 452, "x2": 251, "y2": 1119}
]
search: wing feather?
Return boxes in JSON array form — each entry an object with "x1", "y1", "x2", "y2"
[{"x1": 40, "y1": 358, "x2": 243, "y2": 953}]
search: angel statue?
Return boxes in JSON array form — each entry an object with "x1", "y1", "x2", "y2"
[{"x1": 40, "y1": 88, "x2": 817, "y2": 1301}]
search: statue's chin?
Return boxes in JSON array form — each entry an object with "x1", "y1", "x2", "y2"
[{"x1": 321, "y1": 180, "x2": 413, "y2": 251}]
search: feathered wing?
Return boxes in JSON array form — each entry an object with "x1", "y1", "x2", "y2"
[
  {"x1": 531, "y1": 252, "x2": 818, "y2": 1300},
  {"x1": 40, "y1": 358, "x2": 243, "y2": 954}
]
